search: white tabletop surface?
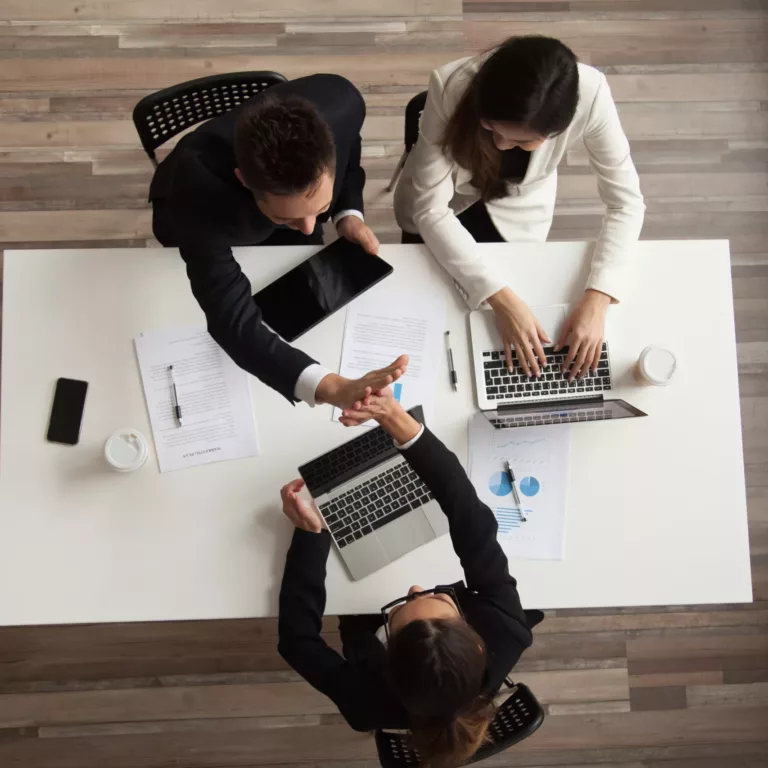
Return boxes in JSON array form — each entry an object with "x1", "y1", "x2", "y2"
[{"x1": 0, "y1": 241, "x2": 752, "y2": 626}]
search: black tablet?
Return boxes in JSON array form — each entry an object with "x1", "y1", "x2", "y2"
[{"x1": 253, "y1": 238, "x2": 393, "y2": 342}]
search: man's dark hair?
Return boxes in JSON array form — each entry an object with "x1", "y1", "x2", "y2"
[{"x1": 234, "y1": 94, "x2": 336, "y2": 198}]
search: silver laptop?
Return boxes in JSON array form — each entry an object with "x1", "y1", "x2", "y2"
[
  {"x1": 298, "y1": 406, "x2": 449, "y2": 580},
  {"x1": 469, "y1": 306, "x2": 647, "y2": 429}
]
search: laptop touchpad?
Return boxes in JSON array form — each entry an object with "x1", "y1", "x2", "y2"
[{"x1": 376, "y1": 512, "x2": 435, "y2": 562}]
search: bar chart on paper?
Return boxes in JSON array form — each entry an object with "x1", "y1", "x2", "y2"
[{"x1": 468, "y1": 415, "x2": 571, "y2": 560}]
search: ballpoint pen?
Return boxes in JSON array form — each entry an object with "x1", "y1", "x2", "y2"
[
  {"x1": 505, "y1": 460, "x2": 528, "y2": 522},
  {"x1": 168, "y1": 365, "x2": 183, "y2": 427},
  {"x1": 445, "y1": 331, "x2": 458, "y2": 392}
]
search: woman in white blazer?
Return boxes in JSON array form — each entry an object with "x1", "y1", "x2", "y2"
[{"x1": 395, "y1": 36, "x2": 645, "y2": 379}]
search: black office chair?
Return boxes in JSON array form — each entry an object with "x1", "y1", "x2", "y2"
[
  {"x1": 385, "y1": 90, "x2": 428, "y2": 192},
  {"x1": 375, "y1": 682, "x2": 545, "y2": 767},
  {"x1": 132, "y1": 71, "x2": 288, "y2": 167}
]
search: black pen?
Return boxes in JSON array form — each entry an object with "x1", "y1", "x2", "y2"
[
  {"x1": 505, "y1": 460, "x2": 528, "y2": 522},
  {"x1": 168, "y1": 365, "x2": 183, "y2": 427},
  {"x1": 445, "y1": 331, "x2": 458, "y2": 392}
]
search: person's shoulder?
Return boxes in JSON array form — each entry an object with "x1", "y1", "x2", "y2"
[
  {"x1": 576, "y1": 62, "x2": 608, "y2": 102},
  {"x1": 430, "y1": 55, "x2": 481, "y2": 115},
  {"x1": 302, "y1": 73, "x2": 364, "y2": 108}
]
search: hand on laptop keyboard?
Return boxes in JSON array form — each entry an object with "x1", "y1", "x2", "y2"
[
  {"x1": 555, "y1": 290, "x2": 611, "y2": 380},
  {"x1": 487, "y1": 287, "x2": 551, "y2": 377}
]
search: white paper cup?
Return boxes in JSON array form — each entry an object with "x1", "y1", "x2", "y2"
[
  {"x1": 105, "y1": 429, "x2": 149, "y2": 472},
  {"x1": 633, "y1": 346, "x2": 677, "y2": 387}
]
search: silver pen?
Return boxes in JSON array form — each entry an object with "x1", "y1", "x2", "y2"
[
  {"x1": 168, "y1": 365, "x2": 183, "y2": 428},
  {"x1": 505, "y1": 460, "x2": 528, "y2": 522},
  {"x1": 445, "y1": 331, "x2": 458, "y2": 392}
]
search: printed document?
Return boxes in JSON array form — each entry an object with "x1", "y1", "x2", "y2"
[
  {"x1": 135, "y1": 327, "x2": 260, "y2": 473},
  {"x1": 332, "y1": 290, "x2": 446, "y2": 425},
  {"x1": 468, "y1": 414, "x2": 571, "y2": 560}
]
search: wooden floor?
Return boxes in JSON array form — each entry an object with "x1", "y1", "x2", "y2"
[{"x1": 1, "y1": 1, "x2": 768, "y2": 766}]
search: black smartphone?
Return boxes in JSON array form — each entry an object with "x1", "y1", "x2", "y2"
[
  {"x1": 253, "y1": 238, "x2": 393, "y2": 341},
  {"x1": 46, "y1": 378, "x2": 89, "y2": 445}
]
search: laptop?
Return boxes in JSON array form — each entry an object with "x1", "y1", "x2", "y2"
[
  {"x1": 298, "y1": 406, "x2": 449, "y2": 580},
  {"x1": 469, "y1": 305, "x2": 647, "y2": 429}
]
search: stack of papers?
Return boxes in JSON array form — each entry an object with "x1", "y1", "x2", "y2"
[
  {"x1": 135, "y1": 326, "x2": 260, "y2": 473},
  {"x1": 332, "y1": 290, "x2": 447, "y2": 425},
  {"x1": 468, "y1": 414, "x2": 571, "y2": 560}
]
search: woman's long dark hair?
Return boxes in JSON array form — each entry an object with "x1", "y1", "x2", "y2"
[
  {"x1": 441, "y1": 36, "x2": 579, "y2": 201},
  {"x1": 388, "y1": 618, "x2": 495, "y2": 767}
]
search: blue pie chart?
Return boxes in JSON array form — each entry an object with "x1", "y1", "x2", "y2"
[
  {"x1": 488, "y1": 471, "x2": 512, "y2": 497},
  {"x1": 520, "y1": 476, "x2": 540, "y2": 497}
]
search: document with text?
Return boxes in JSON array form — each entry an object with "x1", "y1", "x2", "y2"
[
  {"x1": 135, "y1": 327, "x2": 260, "y2": 473},
  {"x1": 332, "y1": 290, "x2": 446, "y2": 426}
]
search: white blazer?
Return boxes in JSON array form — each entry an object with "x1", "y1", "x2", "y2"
[{"x1": 394, "y1": 57, "x2": 645, "y2": 309}]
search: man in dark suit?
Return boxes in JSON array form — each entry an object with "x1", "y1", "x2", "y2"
[{"x1": 150, "y1": 73, "x2": 405, "y2": 410}]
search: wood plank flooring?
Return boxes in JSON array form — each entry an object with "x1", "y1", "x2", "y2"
[{"x1": 1, "y1": 1, "x2": 767, "y2": 766}]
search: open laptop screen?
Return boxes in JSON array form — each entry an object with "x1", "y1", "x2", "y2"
[{"x1": 485, "y1": 398, "x2": 647, "y2": 429}]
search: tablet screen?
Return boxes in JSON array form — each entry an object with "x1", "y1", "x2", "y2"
[{"x1": 253, "y1": 238, "x2": 393, "y2": 342}]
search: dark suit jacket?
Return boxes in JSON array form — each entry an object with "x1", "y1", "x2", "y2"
[
  {"x1": 277, "y1": 427, "x2": 543, "y2": 732},
  {"x1": 150, "y1": 74, "x2": 366, "y2": 401}
]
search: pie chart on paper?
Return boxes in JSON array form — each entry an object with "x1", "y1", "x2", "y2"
[
  {"x1": 520, "y1": 476, "x2": 540, "y2": 497},
  {"x1": 488, "y1": 471, "x2": 512, "y2": 497}
]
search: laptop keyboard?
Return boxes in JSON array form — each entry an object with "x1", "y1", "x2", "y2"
[
  {"x1": 483, "y1": 343, "x2": 612, "y2": 402},
  {"x1": 300, "y1": 425, "x2": 398, "y2": 497},
  {"x1": 319, "y1": 462, "x2": 434, "y2": 549},
  {"x1": 489, "y1": 408, "x2": 615, "y2": 428}
]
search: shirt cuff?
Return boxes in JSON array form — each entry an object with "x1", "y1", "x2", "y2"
[
  {"x1": 333, "y1": 209, "x2": 365, "y2": 227},
  {"x1": 395, "y1": 424, "x2": 425, "y2": 450},
  {"x1": 294, "y1": 363, "x2": 331, "y2": 407}
]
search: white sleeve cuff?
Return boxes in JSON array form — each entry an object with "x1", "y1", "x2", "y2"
[
  {"x1": 333, "y1": 209, "x2": 365, "y2": 227},
  {"x1": 294, "y1": 364, "x2": 331, "y2": 407},
  {"x1": 395, "y1": 424, "x2": 425, "y2": 450}
]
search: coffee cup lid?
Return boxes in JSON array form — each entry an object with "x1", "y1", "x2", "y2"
[
  {"x1": 640, "y1": 346, "x2": 677, "y2": 385},
  {"x1": 105, "y1": 429, "x2": 148, "y2": 471}
]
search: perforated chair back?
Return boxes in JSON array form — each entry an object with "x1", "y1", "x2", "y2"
[
  {"x1": 386, "y1": 89, "x2": 428, "y2": 192},
  {"x1": 132, "y1": 71, "x2": 287, "y2": 166},
  {"x1": 375, "y1": 683, "x2": 544, "y2": 767}
]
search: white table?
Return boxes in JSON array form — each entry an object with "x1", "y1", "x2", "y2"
[{"x1": 0, "y1": 242, "x2": 752, "y2": 626}]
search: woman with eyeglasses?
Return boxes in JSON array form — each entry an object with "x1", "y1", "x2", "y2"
[
  {"x1": 395, "y1": 36, "x2": 644, "y2": 381},
  {"x1": 278, "y1": 388, "x2": 543, "y2": 767}
]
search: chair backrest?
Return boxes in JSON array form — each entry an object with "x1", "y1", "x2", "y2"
[
  {"x1": 132, "y1": 71, "x2": 287, "y2": 165},
  {"x1": 375, "y1": 683, "x2": 545, "y2": 768},
  {"x1": 404, "y1": 91, "x2": 428, "y2": 153}
]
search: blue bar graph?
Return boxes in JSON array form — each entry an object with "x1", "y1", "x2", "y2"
[
  {"x1": 495, "y1": 507, "x2": 522, "y2": 533},
  {"x1": 393, "y1": 382, "x2": 402, "y2": 402}
]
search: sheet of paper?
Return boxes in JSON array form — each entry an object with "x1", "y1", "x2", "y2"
[
  {"x1": 468, "y1": 414, "x2": 571, "y2": 560},
  {"x1": 332, "y1": 290, "x2": 446, "y2": 425},
  {"x1": 135, "y1": 326, "x2": 260, "y2": 473}
]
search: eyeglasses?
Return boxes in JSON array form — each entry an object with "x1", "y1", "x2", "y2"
[{"x1": 380, "y1": 586, "x2": 463, "y2": 639}]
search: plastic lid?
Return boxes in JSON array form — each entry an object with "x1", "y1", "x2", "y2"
[
  {"x1": 105, "y1": 429, "x2": 148, "y2": 471},
  {"x1": 640, "y1": 346, "x2": 677, "y2": 385}
]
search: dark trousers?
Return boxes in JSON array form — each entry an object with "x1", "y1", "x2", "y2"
[{"x1": 401, "y1": 200, "x2": 505, "y2": 245}]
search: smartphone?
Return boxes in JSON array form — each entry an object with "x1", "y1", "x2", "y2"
[{"x1": 46, "y1": 378, "x2": 89, "y2": 445}]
